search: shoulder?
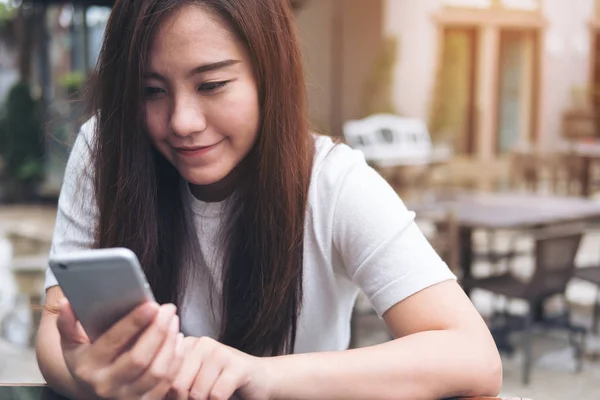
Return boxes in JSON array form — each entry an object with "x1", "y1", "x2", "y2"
[
  {"x1": 80, "y1": 116, "x2": 96, "y2": 139},
  {"x1": 309, "y1": 133, "x2": 415, "y2": 239},
  {"x1": 310, "y1": 134, "x2": 394, "y2": 203},
  {"x1": 60, "y1": 116, "x2": 98, "y2": 195},
  {"x1": 64, "y1": 116, "x2": 97, "y2": 174},
  {"x1": 311, "y1": 134, "x2": 371, "y2": 190},
  {"x1": 64, "y1": 116, "x2": 95, "y2": 161},
  {"x1": 74, "y1": 116, "x2": 96, "y2": 153}
]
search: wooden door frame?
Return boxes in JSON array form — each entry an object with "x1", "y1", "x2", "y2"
[
  {"x1": 434, "y1": 7, "x2": 545, "y2": 159},
  {"x1": 589, "y1": 24, "x2": 600, "y2": 116}
]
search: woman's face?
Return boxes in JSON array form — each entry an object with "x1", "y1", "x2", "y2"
[{"x1": 144, "y1": 5, "x2": 259, "y2": 188}]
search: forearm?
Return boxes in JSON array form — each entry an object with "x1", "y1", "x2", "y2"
[{"x1": 267, "y1": 330, "x2": 502, "y2": 400}]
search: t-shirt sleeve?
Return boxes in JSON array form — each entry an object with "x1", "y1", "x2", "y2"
[
  {"x1": 44, "y1": 118, "x2": 98, "y2": 290},
  {"x1": 329, "y1": 146, "x2": 456, "y2": 317}
]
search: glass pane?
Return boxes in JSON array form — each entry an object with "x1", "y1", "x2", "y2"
[
  {"x1": 86, "y1": 6, "x2": 111, "y2": 69},
  {"x1": 497, "y1": 31, "x2": 534, "y2": 154}
]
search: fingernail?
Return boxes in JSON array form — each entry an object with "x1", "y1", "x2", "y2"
[
  {"x1": 157, "y1": 304, "x2": 176, "y2": 326},
  {"x1": 140, "y1": 302, "x2": 159, "y2": 321}
]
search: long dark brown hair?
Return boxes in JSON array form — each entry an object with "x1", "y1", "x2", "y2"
[{"x1": 87, "y1": 0, "x2": 312, "y2": 356}]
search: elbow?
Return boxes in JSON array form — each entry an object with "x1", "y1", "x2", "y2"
[
  {"x1": 446, "y1": 328, "x2": 503, "y2": 398},
  {"x1": 469, "y1": 342, "x2": 503, "y2": 397},
  {"x1": 483, "y1": 351, "x2": 503, "y2": 396}
]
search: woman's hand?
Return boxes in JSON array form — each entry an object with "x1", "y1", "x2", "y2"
[
  {"x1": 169, "y1": 336, "x2": 272, "y2": 400},
  {"x1": 57, "y1": 299, "x2": 185, "y2": 400}
]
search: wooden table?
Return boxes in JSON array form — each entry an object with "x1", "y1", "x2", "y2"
[
  {"x1": 413, "y1": 191, "x2": 600, "y2": 287},
  {"x1": 0, "y1": 384, "x2": 530, "y2": 399}
]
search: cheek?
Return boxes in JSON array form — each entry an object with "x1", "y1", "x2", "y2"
[
  {"x1": 144, "y1": 103, "x2": 169, "y2": 141},
  {"x1": 214, "y1": 89, "x2": 260, "y2": 143}
]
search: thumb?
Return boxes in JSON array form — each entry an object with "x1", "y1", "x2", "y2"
[{"x1": 57, "y1": 299, "x2": 89, "y2": 349}]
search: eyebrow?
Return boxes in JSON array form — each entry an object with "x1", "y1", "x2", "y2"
[{"x1": 145, "y1": 59, "x2": 241, "y2": 80}]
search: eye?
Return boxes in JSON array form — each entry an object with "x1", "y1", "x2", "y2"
[
  {"x1": 198, "y1": 81, "x2": 229, "y2": 93},
  {"x1": 144, "y1": 86, "x2": 166, "y2": 97}
]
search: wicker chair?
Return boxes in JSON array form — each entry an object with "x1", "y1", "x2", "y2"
[
  {"x1": 464, "y1": 225, "x2": 587, "y2": 385},
  {"x1": 510, "y1": 149, "x2": 544, "y2": 193},
  {"x1": 428, "y1": 210, "x2": 461, "y2": 275},
  {"x1": 573, "y1": 265, "x2": 600, "y2": 334},
  {"x1": 549, "y1": 152, "x2": 586, "y2": 196}
]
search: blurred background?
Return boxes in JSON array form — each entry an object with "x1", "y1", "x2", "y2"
[{"x1": 2, "y1": 0, "x2": 600, "y2": 398}]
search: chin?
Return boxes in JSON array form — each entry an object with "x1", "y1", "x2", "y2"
[
  {"x1": 184, "y1": 175, "x2": 221, "y2": 186},
  {"x1": 182, "y1": 169, "x2": 230, "y2": 186}
]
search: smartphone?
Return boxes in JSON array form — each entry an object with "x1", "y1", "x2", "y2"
[{"x1": 49, "y1": 247, "x2": 156, "y2": 342}]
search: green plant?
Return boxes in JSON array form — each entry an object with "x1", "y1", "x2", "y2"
[
  {"x1": 0, "y1": 105, "x2": 6, "y2": 156},
  {"x1": 0, "y1": 81, "x2": 45, "y2": 201},
  {"x1": 0, "y1": 2, "x2": 17, "y2": 29},
  {"x1": 59, "y1": 71, "x2": 86, "y2": 98}
]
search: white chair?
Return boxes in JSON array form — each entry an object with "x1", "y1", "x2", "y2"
[
  {"x1": 343, "y1": 114, "x2": 433, "y2": 168},
  {"x1": 0, "y1": 236, "x2": 22, "y2": 344},
  {"x1": 0, "y1": 237, "x2": 17, "y2": 322}
]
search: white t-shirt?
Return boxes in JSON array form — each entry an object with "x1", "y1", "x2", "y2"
[{"x1": 45, "y1": 118, "x2": 455, "y2": 353}]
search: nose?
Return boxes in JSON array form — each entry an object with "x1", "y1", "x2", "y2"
[{"x1": 169, "y1": 94, "x2": 207, "y2": 137}]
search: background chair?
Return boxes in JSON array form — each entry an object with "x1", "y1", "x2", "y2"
[
  {"x1": 574, "y1": 265, "x2": 600, "y2": 334},
  {"x1": 464, "y1": 225, "x2": 587, "y2": 385}
]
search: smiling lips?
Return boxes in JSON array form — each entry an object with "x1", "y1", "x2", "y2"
[{"x1": 175, "y1": 140, "x2": 223, "y2": 158}]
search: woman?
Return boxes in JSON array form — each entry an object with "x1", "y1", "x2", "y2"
[{"x1": 36, "y1": 0, "x2": 502, "y2": 399}]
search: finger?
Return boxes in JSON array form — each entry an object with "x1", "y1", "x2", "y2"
[
  {"x1": 209, "y1": 368, "x2": 244, "y2": 400},
  {"x1": 92, "y1": 301, "x2": 160, "y2": 363},
  {"x1": 146, "y1": 333, "x2": 185, "y2": 400},
  {"x1": 182, "y1": 337, "x2": 197, "y2": 353},
  {"x1": 57, "y1": 299, "x2": 89, "y2": 350},
  {"x1": 127, "y1": 316, "x2": 180, "y2": 395},
  {"x1": 189, "y1": 359, "x2": 223, "y2": 400},
  {"x1": 168, "y1": 333, "x2": 186, "y2": 380},
  {"x1": 109, "y1": 304, "x2": 177, "y2": 383},
  {"x1": 140, "y1": 383, "x2": 174, "y2": 400},
  {"x1": 172, "y1": 340, "x2": 213, "y2": 399}
]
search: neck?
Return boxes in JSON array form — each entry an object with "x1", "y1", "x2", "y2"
[
  {"x1": 189, "y1": 148, "x2": 257, "y2": 202},
  {"x1": 189, "y1": 160, "x2": 249, "y2": 203},
  {"x1": 189, "y1": 175, "x2": 236, "y2": 203}
]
